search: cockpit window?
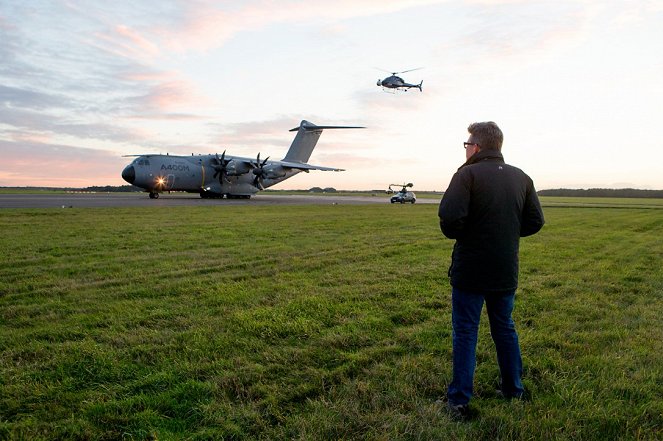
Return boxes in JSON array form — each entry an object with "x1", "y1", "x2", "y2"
[{"x1": 133, "y1": 158, "x2": 150, "y2": 166}]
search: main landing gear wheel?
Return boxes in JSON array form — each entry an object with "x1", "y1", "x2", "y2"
[{"x1": 149, "y1": 192, "x2": 159, "y2": 199}]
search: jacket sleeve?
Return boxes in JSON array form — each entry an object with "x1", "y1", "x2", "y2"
[
  {"x1": 520, "y1": 180, "x2": 545, "y2": 237},
  {"x1": 438, "y1": 170, "x2": 471, "y2": 239}
]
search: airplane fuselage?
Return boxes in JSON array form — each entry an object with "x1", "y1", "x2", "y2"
[{"x1": 122, "y1": 153, "x2": 301, "y2": 198}]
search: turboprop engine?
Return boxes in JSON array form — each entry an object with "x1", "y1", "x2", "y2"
[{"x1": 225, "y1": 160, "x2": 253, "y2": 176}]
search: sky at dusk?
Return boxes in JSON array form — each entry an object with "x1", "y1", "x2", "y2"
[{"x1": 1, "y1": 0, "x2": 662, "y2": 191}]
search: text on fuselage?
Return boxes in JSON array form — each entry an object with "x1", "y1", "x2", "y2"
[{"x1": 161, "y1": 164, "x2": 190, "y2": 172}]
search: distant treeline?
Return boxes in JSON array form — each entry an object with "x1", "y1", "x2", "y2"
[
  {"x1": 0, "y1": 185, "x2": 142, "y2": 192},
  {"x1": 538, "y1": 188, "x2": 663, "y2": 198},
  {"x1": 307, "y1": 187, "x2": 337, "y2": 193},
  {"x1": 84, "y1": 185, "x2": 142, "y2": 192}
]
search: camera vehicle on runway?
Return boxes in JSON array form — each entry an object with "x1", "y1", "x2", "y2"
[{"x1": 389, "y1": 183, "x2": 416, "y2": 204}]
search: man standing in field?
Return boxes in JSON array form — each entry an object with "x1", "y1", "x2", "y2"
[{"x1": 438, "y1": 121, "x2": 545, "y2": 419}]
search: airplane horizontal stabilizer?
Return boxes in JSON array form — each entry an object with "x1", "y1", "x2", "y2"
[
  {"x1": 289, "y1": 120, "x2": 365, "y2": 132},
  {"x1": 278, "y1": 160, "x2": 344, "y2": 172},
  {"x1": 283, "y1": 120, "x2": 363, "y2": 164}
]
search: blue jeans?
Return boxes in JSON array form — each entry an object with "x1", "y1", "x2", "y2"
[{"x1": 447, "y1": 287, "x2": 524, "y2": 405}]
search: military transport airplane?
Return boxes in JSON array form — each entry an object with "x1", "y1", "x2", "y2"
[{"x1": 121, "y1": 120, "x2": 363, "y2": 199}]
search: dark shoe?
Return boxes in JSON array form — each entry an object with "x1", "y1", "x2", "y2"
[
  {"x1": 447, "y1": 402, "x2": 471, "y2": 421},
  {"x1": 496, "y1": 388, "x2": 530, "y2": 401}
]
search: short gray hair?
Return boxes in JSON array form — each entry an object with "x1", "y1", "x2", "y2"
[{"x1": 467, "y1": 121, "x2": 503, "y2": 151}]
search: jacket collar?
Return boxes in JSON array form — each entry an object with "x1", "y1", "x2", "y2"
[{"x1": 459, "y1": 149, "x2": 504, "y2": 170}]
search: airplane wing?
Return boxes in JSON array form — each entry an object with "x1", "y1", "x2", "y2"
[
  {"x1": 206, "y1": 156, "x2": 344, "y2": 171},
  {"x1": 277, "y1": 160, "x2": 344, "y2": 172}
]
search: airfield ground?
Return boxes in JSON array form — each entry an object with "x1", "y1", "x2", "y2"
[
  {"x1": 1, "y1": 198, "x2": 661, "y2": 439},
  {"x1": 0, "y1": 192, "x2": 438, "y2": 209}
]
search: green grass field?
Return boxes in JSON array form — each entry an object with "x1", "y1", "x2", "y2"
[{"x1": 1, "y1": 201, "x2": 662, "y2": 440}]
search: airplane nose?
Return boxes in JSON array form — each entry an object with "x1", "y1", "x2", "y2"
[{"x1": 121, "y1": 165, "x2": 135, "y2": 184}]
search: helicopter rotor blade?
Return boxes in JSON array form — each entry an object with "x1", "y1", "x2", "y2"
[{"x1": 398, "y1": 67, "x2": 423, "y2": 74}]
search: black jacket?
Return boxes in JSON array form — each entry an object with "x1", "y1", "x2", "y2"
[{"x1": 438, "y1": 150, "x2": 544, "y2": 291}]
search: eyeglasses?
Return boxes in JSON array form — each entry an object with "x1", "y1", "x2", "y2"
[{"x1": 463, "y1": 142, "x2": 480, "y2": 149}]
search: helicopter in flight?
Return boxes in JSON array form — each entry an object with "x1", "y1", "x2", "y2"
[
  {"x1": 120, "y1": 120, "x2": 363, "y2": 199},
  {"x1": 376, "y1": 68, "x2": 423, "y2": 92}
]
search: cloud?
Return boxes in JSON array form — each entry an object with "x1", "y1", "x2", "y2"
[
  {"x1": 136, "y1": 79, "x2": 210, "y2": 111},
  {"x1": 90, "y1": 23, "x2": 163, "y2": 62},
  {"x1": 0, "y1": 14, "x2": 39, "y2": 80},
  {"x1": 0, "y1": 85, "x2": 68, "y2": 110},
  {"x1": 114, "y1": 24, "x2": 161, "y2": 58},
  {"x1": 144, "y1": 0, "x2": 448, "y2": 54},
  {"x1": 126, "y1": 113, "x2": 207, "y2": 121},
  {"x1": 104, "y1": 68, "x2": 213, "y2": 117},
  {"x1": 1, "y1": 65, "x2": 208, "y2": 149},
  {"x1": 608, "y1": 0, "x2": 663, "y2": 27},
  {"x1": 1, "y1": 4, "x2": 211, "y2": 125},
  {"x1": 0, "y1": 106, "x2": 147, "y2": 143},
  {"x1": 190, "y1": 116, "x2": 375, "y2": 162},
  {"x1": 313, "y1": 152, "x2": 416, "y2": 168},
  {"x1": 207, "y1": 116, "x2": 332, "y2": 154},
  {"x1": 354, "y1": 88, "x2": 430, "y2": 120},
  {"x1": 0, "y1": 139, "x2": 127, "y2": 187},
  {"x1": 435, "y1": 1, "x2": 592, "y2": 67},
  {"x1": 463, "y1": 0, "x2": 531, "y2": 4}
]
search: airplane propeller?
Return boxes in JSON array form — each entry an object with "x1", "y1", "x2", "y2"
[
  {"x1": 250, "y1": 153, "x2": 270, "y2": 190},
  {"x1": 211, "y1": 151, "x2": 232, "y2": 183}
]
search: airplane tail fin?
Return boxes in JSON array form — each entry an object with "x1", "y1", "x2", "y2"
[
  {"x1": 283, "y1": 120, "x2": 364, "y2": 163},
  {"x1": 418, "y1": 80, "x2": 423, "y2": 92}
]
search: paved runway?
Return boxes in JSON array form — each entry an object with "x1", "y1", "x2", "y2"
[{"x1": 0, "y1": 193, "x2": 439, "y2": 209}]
